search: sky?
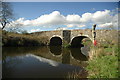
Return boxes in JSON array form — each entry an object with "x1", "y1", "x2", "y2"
[{"x1": 4, "y1": 2, "x2": 119, "y2": 33}]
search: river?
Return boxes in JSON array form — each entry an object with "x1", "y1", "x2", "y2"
[{"x1": 2, "y1": 46, "x2": 90, "y2": 78}]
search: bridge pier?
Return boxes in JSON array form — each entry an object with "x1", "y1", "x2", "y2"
[{"x1": 63, "y1": 30, "x2": 71, "y2": 45}]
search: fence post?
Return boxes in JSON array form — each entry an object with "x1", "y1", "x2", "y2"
[{"x1": 92, "y1": 24, "x2": 96, "y2": 41}]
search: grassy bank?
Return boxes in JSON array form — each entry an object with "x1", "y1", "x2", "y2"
[
  {"x1": 66, "y1": 39, "x2": 119, "y2": 79},
  {"x1": 2, "y1": 30, "x2": 49, "y2": 46},
  {"x1": 86, "y1": 43, "x2": 119, "y2": 78}
]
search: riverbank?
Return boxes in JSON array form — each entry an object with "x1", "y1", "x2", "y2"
[
  {"x1": 62, "y1": 29, "x2": 119, "y2": 78},
  {"x1": 86, "y1": 42, "x2": 119, "y2": 78},
  {"x1": 66, "y1": 38, "x2": 119, "y2": 79},
  {"x1": 1, "y1": 30, "x2": 49, "y2": 46}
]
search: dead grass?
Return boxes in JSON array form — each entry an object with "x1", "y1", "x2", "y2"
[
  {"x1": 66, "y1": 69, "x2": 88, "y2": 79},
  {"x1": 2, "y1": 30, "x2": 49, "y2": 46}
]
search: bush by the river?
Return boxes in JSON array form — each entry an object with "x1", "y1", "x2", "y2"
[{"x1": 2, "y1": 30, "x2": 49, "y2": 46}]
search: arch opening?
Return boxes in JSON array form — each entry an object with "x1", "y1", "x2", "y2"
[
  {"x1": 49, "y1": 37, "x2": 62, "y2": 46},
  {"x1": 71, "y1": 36, "x2": 91, "y2": 48}
]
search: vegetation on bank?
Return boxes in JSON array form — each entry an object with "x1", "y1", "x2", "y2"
[
  {"x1": 66, "y1": 38, "x2": 119, "y2": 79},
  {"x1": 1, "y1": 30, "x2": 49, "y2": 46},
  {"x1": 86, "y1": 42, "x2": 119, "y2": 78}
]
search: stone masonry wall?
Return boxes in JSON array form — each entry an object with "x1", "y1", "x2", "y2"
[{"x1": 31, "y1": 29, "x2": 119, "y2": 45}]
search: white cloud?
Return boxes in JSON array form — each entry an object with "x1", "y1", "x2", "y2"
[
  {"x1": 66, "y1": 14, "x2": 81, "y2": 23},
  {"x1": 78, "y1": 24, "x2": 86, "y2": 27},
  {"x1": 67, "y1": 24, "x2": 75, "y2": 27},
  {"x1": 92, "y1": 10, "x2": 113, "y2": 24},
  {"x1": 98, "y1": 23, "x2": 113, "y2": 28},
  {"x1": 55, "y1": 27, "x2": 67, "y2": 30},
  {"x1": 29, "y1": 29, "x2": 41, "y2": 33},
  {"x1": 23, "y1": 20, "x2": 32, "y2": 26},
  {"x1": 33, "y1": 11, "x2": 66, "y2": 26},
  {"x1": 67, "y1": 24, "x2": 85, "y2": 28},
  {"x1": 6, "y1": 10, "x2": 118, "y2": 31},
  {"x1": 81, "y1": 13, "x2": 92, "y2": 22}
]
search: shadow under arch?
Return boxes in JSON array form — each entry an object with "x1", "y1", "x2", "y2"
[
  {"x1": 71, "y1": 36, "x2": 90, "y2": 48},
  {"x1": 49, "y1": 36, "x2": 62, "y2": 46}
]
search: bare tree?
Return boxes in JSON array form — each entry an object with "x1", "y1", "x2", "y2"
[{"x1": 0, "y1": 1, "x2": 14, "y2": 29}]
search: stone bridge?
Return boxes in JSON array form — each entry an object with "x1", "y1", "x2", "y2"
[
  {"x1": 31, "y1": 28, "x2": 118, "y2": 47},
  {"x1": 31, "y1": 29, "x2": 94, "y2": 47}
]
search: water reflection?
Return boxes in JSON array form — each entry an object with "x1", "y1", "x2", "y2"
[
  {"x1": 49, "y1": 46, "x2": 88, "y2": 63},
  {"x1": 62, "y1": 48, "x2": 71, "y2": 64},
  {"x1": 70, "y1": 48, "x2": 88, "y2": 61},
  {"x1": 49, "y1": 46, "x2": 62, "y2": 56},
  {"x1": 27, "y1": 54, "x2": 59, "y2": 67},
  {"x1": 2, "y1": 46, "x2": 90, "y2": 78},
  {"x1": 3, "y1": 54, "x2": 81, "y2": 78}
]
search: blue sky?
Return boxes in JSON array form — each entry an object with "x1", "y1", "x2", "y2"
[
  {"x1": 12, "y1": 2, "x2": 118, "y2": 19},
  {"x1": 7, "y1": 2, "x2": 119, "y2": 32}
]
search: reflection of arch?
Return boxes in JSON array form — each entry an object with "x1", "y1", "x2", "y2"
[
  {"x1": 49, "y1": 46, "x2": 62, "y2": 56},
  {"x1": 71, "y1": 36, "x2": 91, "y2": 48},
  {"x1": 62, "y1": 48, "x2": 71, "y2": 64},
  {"x1": 49, "y1": 36, "x2": 62, "y2": 46},
  {"x1": 70, "y1": 48, "x2": 88, "y2": 61}
]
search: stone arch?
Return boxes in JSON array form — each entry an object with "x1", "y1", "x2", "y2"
[
  {"x1": 49, "y1": 35, "x2": 63, "y2": 46},
  {"x1": 70, "y1": 36, "x2": 92, "y2": 48}
]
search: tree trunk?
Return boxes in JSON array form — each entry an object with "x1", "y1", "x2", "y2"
[{"x1": 1, "y1": 22, "x2": 6, "y2": 29}]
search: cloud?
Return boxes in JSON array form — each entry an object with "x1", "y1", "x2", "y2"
[
  {"x1": 6, "y1": 10, "x2": 118, "y2": 31},
  {"x1": 98, "y1": 22, "x2": 113, "y2": 27},
  {"x1": 92, "y1": 10, "x2": 113, "y2": 24},
  {"x1": 33, "y1": 11, "x2": 66, "y2": 26},
  {"x1": 55, "y1": 27, "x2": 67, "y2": 30},
  {"x1": 29, "y1": 29, "x2": 41, "y2": 33},
  {"x1": 81, "y1": 13, "x2": 92, "y2": 22},
  {"x1": 66, "y1": 14, "x2": 81, "y2": 23},
  {"x1": 67, "y1": 24, "x2": 85, "y2": 28}
]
